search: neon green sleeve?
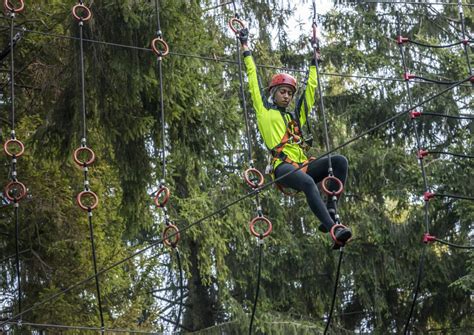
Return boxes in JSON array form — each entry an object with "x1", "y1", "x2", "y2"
[
  {"x1": 299, "y1": 65, "x2": 318, "y2": 126},
  {"x1": 243, "y1": 53, "x2": 266, "y2": 118}
]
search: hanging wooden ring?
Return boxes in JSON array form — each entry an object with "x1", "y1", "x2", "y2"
[
  {"x1": 249, "y1": 216, "x2": 272, "y2": 239},
  {"x1": 3, "y1": 138, "x2": 25, "y2": 157},
  {"x1": 243, "y1": 168, "x2": 264, "y2": 189},
  {"x1": 76, "y1": 190, "x2": 99, "y2": 211},
  {"x1": 73, "y1": 146, "x2": 96, "y2": 167},
  {"x1": 4, "y1": 181, "x2": 27, "y2": 201},
  {"x1": 228, "y1": 17, "x2": 245, "y2": 34},
  {"x1": 154, "y1": 186, "x2": 170, "y2": 208},
  {"x1": 321, "y1": 176, "x2": 344, "y2": 196},
  {"x1": 151, "y1": 37, "x2": 169, "y2": 57},
  {"x1": 72, "y1": 4, "x2": 92, "y2": 22},
  {"x1": 4, "y1": 0, "x2": 25, "y2": 13},
  {"x1": 163, "y1": 224, "x2": 180, "y2": 248}
]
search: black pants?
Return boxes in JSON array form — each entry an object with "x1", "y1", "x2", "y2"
[{"x1": 274, "y1": 155, "x2": 348, "y2": 232}]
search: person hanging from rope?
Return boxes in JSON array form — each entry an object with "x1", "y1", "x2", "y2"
[{"x1": 238, "y1": 28, "x2": 352, "y2": 247}]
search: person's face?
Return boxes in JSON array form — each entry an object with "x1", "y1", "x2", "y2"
[{"x1": 274, "y1": 85, "x2": 294, "y2": 108}]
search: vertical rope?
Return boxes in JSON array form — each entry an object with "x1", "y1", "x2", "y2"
[
  {"x1": 152, "y1": 2, "x2": 184, "y2": 332},
  {"x1": 14, "y1": 203, "x2": 21, "y2": 314},
  {"x1": 88, "y1": 214, "x2": 105, "y2": 333},
  {"x1": 5, "y1": 6, "x2": 24, "y2": 322},
  {"x1": 73, "y1": 3, "x2": 104, "y2": 333},
  {"x1": 324, "y1": 248, "x2": 344, "y2": 335},
  {"x1": 396, "y1": 13, "x2": 431, "y2": 333},
  {"x1": 154, "y1": 0, "x2": 166, "y2": 181},
  {"x1": 457, "y1": 0, "x2": 472, "y2": 77},
  {"x1": 9, "y1": 16, "x2": 16, "y2": 130},
  {"x1": 248, "y1": 239, "x2": 263, "y2": 335},
  {"x1": 79, "y1": 19, "x2": 87, "y2": 141}
]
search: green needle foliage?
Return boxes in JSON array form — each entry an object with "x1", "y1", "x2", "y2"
[{"x1": 0, "y1": 1, "x2": 472, "y2": 334}]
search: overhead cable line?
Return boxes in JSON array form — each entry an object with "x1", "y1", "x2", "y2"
[
  {"x1": 4, "y1": 321, "x2": 164, "y2": 334},
  {"x1": 2, "y1": 24, "x2": 472, "y2": 87},
  {"x1": 1, "y1": 70, "x2": 470, "y2": 333}
]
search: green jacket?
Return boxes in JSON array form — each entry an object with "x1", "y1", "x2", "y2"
[{"x1": 243, "y1": 51, "x2": 318, "y2": 170}]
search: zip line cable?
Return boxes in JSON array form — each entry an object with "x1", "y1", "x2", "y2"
[
  {"x1": 0, "y1": 74, "x2": 470, "y2": 330},
  {"x1": 70, "y1": 2, "x2": 105, "y2": 333},
  {"x1": 150, "y1": 1, "x2": 184, "y2": 331}
]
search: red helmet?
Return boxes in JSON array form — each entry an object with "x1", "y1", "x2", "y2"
[{"x1": 269, "y1": 73, "x2": 297, "y2": 92}]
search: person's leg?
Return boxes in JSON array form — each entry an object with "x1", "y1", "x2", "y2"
[
  {"x1": 306, "y1": 155, "x2": 348, "y2": 223},
  {"x1": 274, "y1": 163, "x2": 334, "y2": 231}
]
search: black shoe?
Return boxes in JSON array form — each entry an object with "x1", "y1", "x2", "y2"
[
  {"x1": 318, "y1": 223, "x2": 328, "y2": 233},
  {"x1": 331, "y1": 226, "x2": 352, "y2": 249}
]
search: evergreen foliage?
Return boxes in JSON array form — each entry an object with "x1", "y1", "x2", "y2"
[{"x1": 0, "y1": 0, "x2": 472, "y2": 334}]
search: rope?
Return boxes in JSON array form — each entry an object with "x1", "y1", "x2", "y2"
[
  {"x1": 3, "y1": 25, "x2": 473, "y2": 88},
  {"x1": 457, "y1": 0, "x2": 473, "y2": 78},
  {"x1": 3, "y1": 5, "x2": 26, "y2": 321},
  {"x1": 411, "y1": 75, "x2": 459, "y2": 85},
  {"x1": 324, "y1": 248, "x2": 344, "y2": 335},
  {"x1": 408, "y1": 39, "x2": 468, "y2": 49},
  {"x1": 434, "y1": 238, "x2": 473, "y2": 249},
  {"x1": 403, "y1": 247, "x2": 426, "y2": 334},
  {"x1": 73, "y1": 2, "x2": 105, "y2": 332},
  {"x1": 428, "y1": 151, "x2": 474, "y2": 159},
  {"x1": 175, "y1": 249, "x2": 184, "y2": 332},
  {"x1": 0, "y1": 75, "x2": 469, "y2": 329},
  {"x1": 419, "y1": 113, "x2": 474, "y2": 120},
  {"x1": 151, "y1": 2, "x2": 184, "y2": 331},
  {"x1": 4, "y1": 321, "x2": 164, "y2": 334},
  {"x1": 360, "y1": 1, "x2": 474, "y2": 6},
  {"x1": 248, "y1": 239, "x2": 263, "y2": 335},
  {"x1": 432, "y1": 193, "x2": 474, "y2": 201},
  {"x1": 88, "y1": 214, "x2": 105, "y2": 333},
  {"x1": 14, "y1": 204, "x2": 21, "y2": 314},
  {"x1": 397, "y1": 12, "x2": 433, "y2": 334}
]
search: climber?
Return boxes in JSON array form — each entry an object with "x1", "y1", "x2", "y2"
[{"x1": 238, "y1": 28, "x2": 352, "y2": 247}]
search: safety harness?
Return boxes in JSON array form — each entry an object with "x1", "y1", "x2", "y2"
[{"x1": 267, "y1": 106, "x2": 315, "y2": 197}]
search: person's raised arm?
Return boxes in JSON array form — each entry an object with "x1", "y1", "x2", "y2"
[{"x1": 239, "y1": 28, "x2": 265, "y2": 116}]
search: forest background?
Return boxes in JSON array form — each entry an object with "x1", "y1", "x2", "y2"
[{"x1": 0, "y1": 0, "x2": 472, "y2": 334}]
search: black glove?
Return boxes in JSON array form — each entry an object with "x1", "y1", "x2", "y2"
[{"x1": 238, "y1": 28, "x2": 249, "y2": 45}]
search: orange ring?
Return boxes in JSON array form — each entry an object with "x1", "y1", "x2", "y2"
[
  {"x1": 4, "y1": 0, "x2": 25, "y2": 13},
  {"x1": 3, "y1": 138, "x2": 25, "y2": 157},
  {"x1": 321, "y1": 176, "x2": 344, "y2": 196},
  {"x1": 154, "y1": 186, "x2": 170, "y2": 208},
  {"x1": 243, "y1": 168, "x2": 264, "y2": 189},
  {"x1": 76, "y1": 190, "x2": 99, "y2": 211},
  {"x1": 73, "y1": 146, "x2": 96, "y2": 167},
  {"x1": 330, "y1": 224, "x2": 351, "y2": 246},
  {"x1": 228, "y1": 17, "x2": 245, "y2": 34},
  {"x1": 249, "y1": 216, "x2": 272, "y2": 238},
  {"x1": 4, "y1": 181, "x2": 27, "y2": 201},
  {"x1": 163, "y1": 224, "x2": 180, "y2": 248},
  {"x1": 72, "y1": 4, "x2": 92, "y2": 22},
  {"x1": 151, "y1": 38, "x2": 169, "y2": 57}
]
